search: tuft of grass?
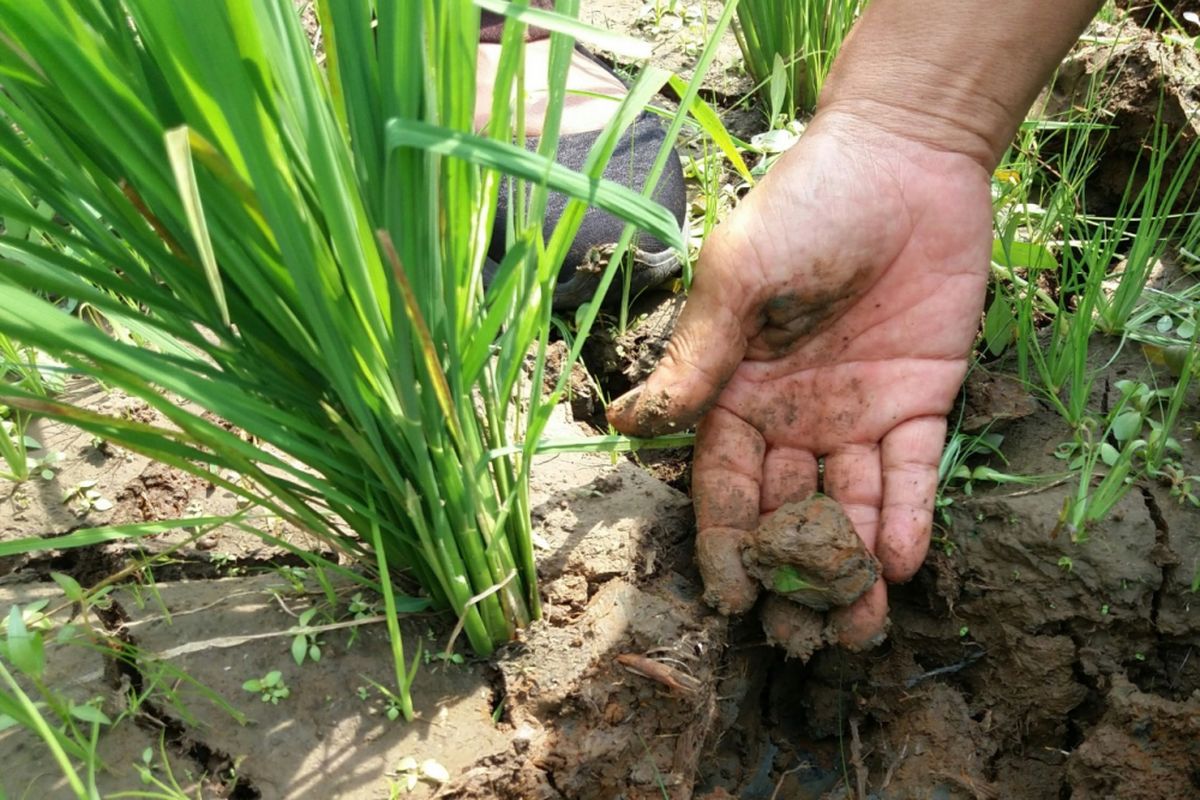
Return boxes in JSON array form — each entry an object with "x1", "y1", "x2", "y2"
[
  {"x1": 0, "y1": 0, "x2": 686, "y2": 722},
  {"x1": 733, "y1": 0, "x2": 864, "y2": 116}
]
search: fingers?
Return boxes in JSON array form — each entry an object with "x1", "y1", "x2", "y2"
[
  {"x1": 830, "y1": 580, "x2": 889, "y2": 651},
  {"x1": 692, "y1": 407, "x2": 764, "y2": 615},
  {"x1": 606, "y1": 266, "x2": 752, "y2": 438},
  {"x1": 823, "y1": 444, "x2": 882, "y2": 551},
  {"x1": 876, "y1": 415, "x2": 945, "y2": 583},
  {"x1": 823, "y1": 443, "x2": 887, "y2": 647},
  {"x1": 760, "y1": 446, "x2": 819, "y2": 514}
]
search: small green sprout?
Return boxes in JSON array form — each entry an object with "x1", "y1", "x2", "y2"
[
  {"x1": 1057, "y1": 556, "x2": 1074, "y2": 573},
  {"x1": 242, "y1": 670, "x2": 289, "y2": 704},
  {"x1": 27, "y1": 448, "x2": 64, "y2": 481},
  {"x1": 62, "y1": 479, "x2": 113, "y2": 516},
  {"x1": 348, "y1": 592, "x2": 375, "y2": 618},
  {"x1": 135, "y1": 746, "x2": 156, "y2": 785},
  {"x1": 424, "y1": 650, "x2": 465, "y2": 666},
  {"x1": 290, "y1": 607, "x2": 323, "y2": 666}
]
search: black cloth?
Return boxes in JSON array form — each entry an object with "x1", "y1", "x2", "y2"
[{"x1": 487, "y1": 111, "x2": 687, "y2": 279}]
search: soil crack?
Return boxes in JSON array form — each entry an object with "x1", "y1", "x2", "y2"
[
  {"x1": 93, "y1": 598, "x2": 261, "y2": 798},
  {"x1": 1139, "y1": 485, "x2": 1172, "y2": 629}
]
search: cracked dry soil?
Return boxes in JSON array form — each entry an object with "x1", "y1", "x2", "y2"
[{"x1": 3, "y1": 331, "x2": 1200, "y2": 800}]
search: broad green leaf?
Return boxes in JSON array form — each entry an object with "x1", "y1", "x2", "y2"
[
  {"x1": 5, "y1": 605, "x2": 44, "y2": 678},
  {"x1": 1111, "y1": 411, "x2": 1142, "y2": 443},
  {"x1": 68, "y1": 702, "x2": 112, "y2": 726},
  {"x1": 983, "y1": 293, "x2": 1015, "y2": 356},
  {"x1": 770, "y1": 565, "x2": 816, "y2": 594},
  {"x1": 50, "y1": 572, "x2": 85, "y2": 603},
  {"x1": 292, "y1": 635, "x2": 307, "y2": 666},
  {"x1": 769, "y1": 53, "x2": 786, "y2": 123},
  {"x1": 992, "y1": 239, "x2": 1056, "y2": 270}
]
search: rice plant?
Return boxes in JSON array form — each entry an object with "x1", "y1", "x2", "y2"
[
  {"x1": 733, "y1": 0, "x2": 864, "y2": 116},
  {"x1": 0, "y1": 0, "x2": 686, "y2": 721}
]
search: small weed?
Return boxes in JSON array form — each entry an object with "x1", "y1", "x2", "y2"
[
  {"x1": 290, "y1": 607, "x2": 325, "y2": 666},
  {"x1": 347, "y1": 592, "x2": 375, "y2": 619},
  {"x1": 1158, "y1": 461, "x2": 1199, "y2": 506},
  {"x1": 242, "y1": 670, "x2": 289, "y2": 704},
  {"x1": 61, "y1": 480, "x2": 114, "y2": 517},
  {"x1": 27, "y1": 447, "x2": 65, "y2": 482},
  {"x1": 118, "y1": 738, "x2": 199, "y2": 799},
  {"x1": 207, "y1": 552, "x2": 244, "y2": 577},
  {"x1": 275, "y1": 565, "x2": 309, "y2": 593},
  {"x1": 388, "y1": 756, "x2": 450, "y2": 795},
  {"x1": 424, "y1": 650, "x2": 465, "y2": 666},
  {"x1": 359, "y1": 677, "x2": 416, "y2": 722},
  {"x1": 1, "y1": 601, "x2": 113, "y2": 798}
]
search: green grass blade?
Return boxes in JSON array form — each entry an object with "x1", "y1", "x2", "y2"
[
  {"x1": 385, "y1": 119, "x2": 685, "y2": 254},
  {"x1": 164, "y1": 126, "x2": 229, "y2": 328}
]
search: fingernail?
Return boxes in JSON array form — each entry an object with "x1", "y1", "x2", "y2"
[{"x1": 607, "y1": 385, "x2": 643, "y2": 420}]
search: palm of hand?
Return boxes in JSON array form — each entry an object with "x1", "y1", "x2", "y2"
[{"x1": 611, "y1": 121, "x2": 994, "y2": 644}]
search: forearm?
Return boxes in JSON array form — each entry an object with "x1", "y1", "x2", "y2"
[{"x1": 819, "y1": 0, "x2": 1104, "y2": 170}]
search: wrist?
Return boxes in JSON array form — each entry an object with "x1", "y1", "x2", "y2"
[
  {"x1": 812, "y1": 93, "x2": 1003, "y2": 172},
  {"x1": 815, "y1": 0, "x2": 1104, "y2": 171}
]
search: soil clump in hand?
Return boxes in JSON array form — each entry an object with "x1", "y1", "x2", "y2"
[{"x1": 743, "y1": 494, "x2": 879, "y2": 610}]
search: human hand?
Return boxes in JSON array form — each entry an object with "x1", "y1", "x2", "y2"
[{"x1": 606, "y1": 112, "x2": 993, "y2": 647}]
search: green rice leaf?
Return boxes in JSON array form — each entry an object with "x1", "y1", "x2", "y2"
[
  {"x1": 385, "y1": 119, "x2": 685, "y2": 255},
  {"x1": 165, "y1": 125, "x2": 229, "y2": 327},
  {"x1": 667, "y1": 73, "x2": 754, "y2": 185},
  {"x1": 0, "y1": 517, "x2": 238, "y2": 558}
]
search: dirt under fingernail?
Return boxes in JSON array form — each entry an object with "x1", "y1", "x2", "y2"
[{"x1": 743, "y1": 494, "x2": 879, "y2": 610}]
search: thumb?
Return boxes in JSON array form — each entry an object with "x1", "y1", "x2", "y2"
[{"x1": 606, "y1": 263, "x2": 753, "y2": 437}]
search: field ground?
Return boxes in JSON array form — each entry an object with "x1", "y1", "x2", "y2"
[{"x1": 2, "y1": 2, "x2": 1200, "y2": 798}]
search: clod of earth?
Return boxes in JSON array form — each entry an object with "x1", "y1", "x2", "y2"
[
  {"x1": 758, "y1": 594, "x2": 829, "y2": 661},
  {"x1": 743, "y1": 494, "x2": 879, "y2": 610}
]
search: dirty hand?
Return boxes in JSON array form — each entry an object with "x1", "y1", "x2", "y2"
[{"x1": 606, "y1": 111, "x2": 993, "y2": 647}]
